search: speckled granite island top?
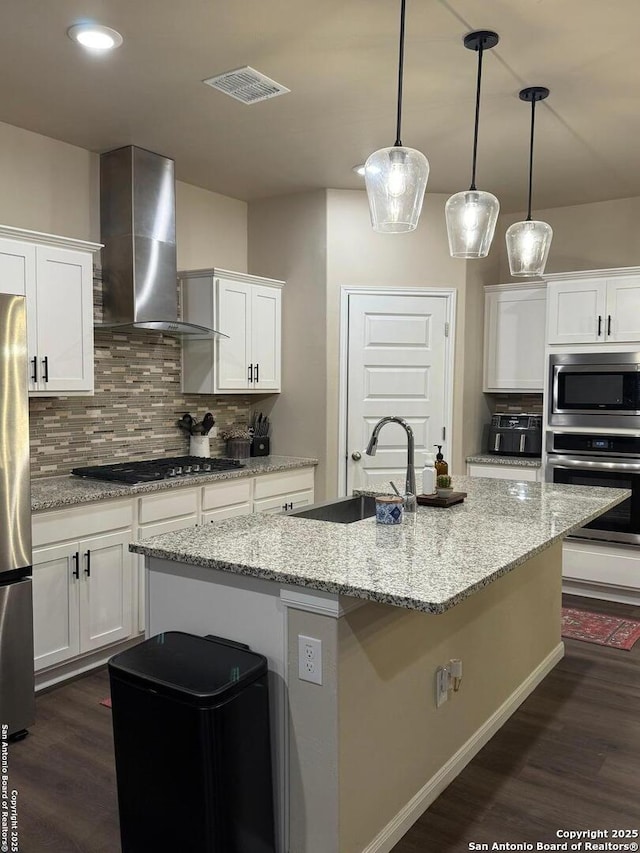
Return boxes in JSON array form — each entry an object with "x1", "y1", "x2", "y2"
[
  {"x1": 466, "y1": 454, "x2": 542, "y2": 468},
  {"x1": 131, "y1": 476, "x2": 629, "y2": 614},
  {"x1": 30, "y1": 456, "x2": 318, "y2": 511}
]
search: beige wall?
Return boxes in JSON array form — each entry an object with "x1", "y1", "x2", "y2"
[
  {"x1": 248, "y1": 191, "x2": 329, "y2": 493},
  {"x1": 498, "y1": 196, "x2": 640, "y2": 281},
  {"x1": 175, "y1": 180, "x2": 247, "y2": 271},
  {"x1": 338, "y1": 543, "x2": 562, "y2": 853}
]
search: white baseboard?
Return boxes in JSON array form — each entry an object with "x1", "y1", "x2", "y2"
[
  {"x1": 361, "y1": 642, "x2": 565, "y2": 853},
  {"x1": 562, "y1": 579, "x2": 640, "y2": 607}
]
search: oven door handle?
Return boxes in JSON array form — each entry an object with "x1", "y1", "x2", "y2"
[{"x1": 548, "y1": 456, "x2": 640, "y2": 472}]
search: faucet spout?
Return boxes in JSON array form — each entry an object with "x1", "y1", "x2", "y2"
[{"x1": 365, "y1": 416, "x2": 417, "y2": 511}]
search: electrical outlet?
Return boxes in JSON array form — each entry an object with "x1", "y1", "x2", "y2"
[
  {"x1": 435, "y1": 666, "x2": 449, "y2": 708},
  {"x1": 298, "y1": 635, "x2": 322, "y2": 685}
]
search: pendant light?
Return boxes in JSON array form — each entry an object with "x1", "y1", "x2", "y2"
[
  {"x1": 505, "y1": 87, "x2": 553, "y2": 277},
  {"x1": 445, "y1": 31, "x2": 500, "y2": 258},
  {"x1": 364, "y1": 0, "x2": 429, "y2": 233}
]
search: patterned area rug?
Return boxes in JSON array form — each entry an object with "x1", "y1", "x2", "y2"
[{"x1": 561, "y1": 608, "x2": 640, "y2": 650}]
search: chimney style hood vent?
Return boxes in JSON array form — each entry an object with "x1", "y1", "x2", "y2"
[{"x1": 98, "y1": 146, "x2": 226, "y2": 340}]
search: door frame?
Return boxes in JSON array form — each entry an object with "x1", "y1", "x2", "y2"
[{"x1": 338, "y1": 286, "x2": 457, "y2": 496}]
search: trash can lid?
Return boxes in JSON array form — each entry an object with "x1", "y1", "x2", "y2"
[{"x1": 108, "y1": 632, "x2": 268, "y2": 703}]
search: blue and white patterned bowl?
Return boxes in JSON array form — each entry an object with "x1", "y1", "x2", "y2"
[{"x1": 375, "y1": 495, "x2": 404, "y2": 525}]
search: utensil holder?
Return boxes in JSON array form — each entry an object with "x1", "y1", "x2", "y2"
[
  {"x1": 189, "y1": 435, "x2": 210, "y2": 458},
  {"x1": 225, "y1": 438, "x2": 251, "y2": 460}
]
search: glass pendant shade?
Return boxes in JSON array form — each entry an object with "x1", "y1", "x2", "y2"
[
  {"x1": 364, "y1": 146, "x2": 430, "y2": 233},
  {"x1": 505, "y1": 219, "x2": 553, "y2": 277},
  {"x1": 445, "y1": 190, "x2": 499, "y2": 258}
]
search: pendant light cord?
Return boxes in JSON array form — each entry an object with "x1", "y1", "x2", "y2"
[
  {"x1": 469, "y1": 40, "x2": 484, "y2": 190},
  {"x1": 394, "y1": 0, "x2": 406, "y2": 147},
  {"x1": 526, "y1": 97, "x2": 536, "y2": 221}
]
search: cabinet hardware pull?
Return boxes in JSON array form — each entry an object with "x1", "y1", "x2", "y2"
[
  {"x1": 31, "y1": 356, "x2": 38, "y2": 383},
  {"x1": 255, "y1": 363, "x2": 259, "y2": 383},
  {"x1": 72, "y1": 552, "x2": 80, "y2": 580},
  {"x1": 597, "y1": 315, "x2": 602, "y2": 336},
  {"x1": 42, "y1": 355, "x2": 49, "y2": 382},
  {"x1": 248, "y1": 364, "x2": 253, "y2": 383},
  {"x1": 607, "y1": 314, "x2": 612, "y2": 336},
  {"x1": 84, "y1": 550, "x2": 91, "y2": 577}
]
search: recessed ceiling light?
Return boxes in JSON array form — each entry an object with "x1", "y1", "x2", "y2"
[
  {"x1": 352, "y1": 164, "x2": 366, "y2": 177},
  {"x1": 67, "y1": 24, "x2": 123, "y2": 51}
]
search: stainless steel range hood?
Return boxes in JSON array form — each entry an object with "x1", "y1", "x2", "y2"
[{"x1": 98, "y1": 146, "x2": 226, "y2": 339}]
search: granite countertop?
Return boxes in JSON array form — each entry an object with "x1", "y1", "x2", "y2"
[
  {"x1": 31, "y1": 455, "x2": 318, "y2": 512},
  {"x1": 466, "y1": 454, "x2": 542, "y2": 468},
  {"x1": 131, "y1": 475, "x2": 629, "y2": 615}
]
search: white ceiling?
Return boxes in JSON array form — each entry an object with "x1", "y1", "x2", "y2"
[{"x1": 0, "y1": 0, "x2": 637, "y2": 212}]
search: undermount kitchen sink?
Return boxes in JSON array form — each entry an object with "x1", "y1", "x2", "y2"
[{"x1": 287, "y1": 495, "x2": 376, "y2": 524}]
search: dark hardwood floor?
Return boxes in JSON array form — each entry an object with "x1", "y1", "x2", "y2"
[{"x1": 9, "y1": 594, "x2": 640, "y2": 852}]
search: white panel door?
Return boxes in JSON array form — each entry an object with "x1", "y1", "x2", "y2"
[
  {"x1": 32, "y1": 542, "x2": 80, "y2": 671},
  {"x1": 251, "y1": 284, "x2": 281, "y2": 391},
  {"x1": 346, "y1": 294, "x2": 449, "y2": 494},
  {"x1": 34, "y1": 246, "x2": 93, "y2": 392},
  {"x1": 547, "y1": 279, "x2": 607, "y2": 344},
  {"x1": 216, "y1": 278, "x2": 251, "y2": 390},
  {"x1": 605, "y1": 277, "x2": 640, "y2": 342},
  {"x1": 78, "y1": 530, "x2": 133, "y2": 653}
]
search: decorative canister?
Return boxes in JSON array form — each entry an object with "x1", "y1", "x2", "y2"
[
  {"x1": 189, "y1": 435, "x2": 210, "y2": 458},
  {"x1": 225, "y1": 438, "x2": 251, "y2": 460},
  {"x1": 375, "y1": 495, "x2": 404, "y2": 525}
]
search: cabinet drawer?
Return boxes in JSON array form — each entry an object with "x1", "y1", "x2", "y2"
[
  {"x1": 467, "y1": 464, "x2": 538, "y2": 482},
  {"x1": 33, "y1": 500, "x2": 134, "y2": 547},
  {"x1": 202, "y1": 479, "x2": 252, "y2": 511},
  {"x1": 563, "y1": 540, "x2": 640, "y2": 589},
  {"x1": 253, "y1": 468, "x2": 314, "y2": 500},
  {"x1": 139, "y1": 488, "x2": 199, "y2": 524},
  {"x1": 202, "y1": 503, "x2": 252, "y2": 524}
]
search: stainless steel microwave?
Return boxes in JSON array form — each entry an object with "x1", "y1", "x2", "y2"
[{"x1": 548, "y1": 351, "x2": 640, "y2": 428}]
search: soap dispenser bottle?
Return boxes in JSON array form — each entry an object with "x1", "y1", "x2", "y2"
[{"x1": 434, "y1": 445, "x2": 449, "y2": 478}]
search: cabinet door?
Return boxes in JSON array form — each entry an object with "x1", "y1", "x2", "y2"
[
  {"x1": 251, "y1": 284, "x2": 281, "y2": 391},
  {"x1": 78, "y1": 530, "x2": 133, "y2": 653},
  {"x1": 467, "y1": 463, "x2": 538, "y2": 482},
  {"x1": 216, "y1": 278, "x2": 251, "y2": 391},
  {"x1": 484, "y1": 288, "x2": 546, "y2": 391},
  {"x1": 32, "y1": 542, "x2": 80, "y2": 671},
  {"x1": 605, "y1": 277, "x2": 640, "y2": 342},
  {"x1": 33, "y1": 246, "x2": 93, "y2": 393},
  {"x1": 0, "y1": 238, "x2": 34, "y2": 297},
  {"x1": 547, "y1": 279, "x2": 607, "y2": 344},
  {"x1": 254, "y1": 490, "x2": 315, "y2": 514}
]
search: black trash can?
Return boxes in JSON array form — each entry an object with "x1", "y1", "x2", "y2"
[{"x1": 108, "y1": 632, "x2": 276, "y2": 853}]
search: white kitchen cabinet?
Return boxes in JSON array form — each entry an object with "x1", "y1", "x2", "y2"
[
  {"x1": 467, "y1": 462, "x2": 542, "y2": 482},
  {"x1": 181, "y1": 268, "x2": 284, "y2": 394},
  {"x1": 253, "y1": 468, "x2": 315, "y2": 514},
  {"x1": 545, "y1": 268, "x2": 640, "y2": 344},
  {"x1": 32, "y1": 501, "x2": 135, "y2": 672},
  {"x1": 0, "y1": 225, "x2": 100, "y2": 395},
  {"x1": 202, "y1": 478, "x2": 253, "y2": 523},
  {"x1": 483, "y1": 284, "x2": 546, "y2": 392}
]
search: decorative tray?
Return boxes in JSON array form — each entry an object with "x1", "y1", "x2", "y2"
[{"x1": 417, "y1": 491, "x2": 467, "y2": 508}]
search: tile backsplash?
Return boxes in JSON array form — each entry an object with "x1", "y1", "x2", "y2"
[
  {"x1": 29, "y1": 273, "x2": 255, "y2": 478},
  {"x1": 486, "y1": 393, "x2": 544, "y2": 415}
]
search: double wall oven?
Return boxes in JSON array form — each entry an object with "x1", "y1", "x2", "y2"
[{"x1": 546, "y1": 352, "x2": 640, "y2": 546}]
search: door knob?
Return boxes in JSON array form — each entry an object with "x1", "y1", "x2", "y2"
[{"x1": 351, "y1": 451, "x2": 362, "y2": 461}]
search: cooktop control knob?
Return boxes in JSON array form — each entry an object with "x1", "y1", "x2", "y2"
[{"x1": 167, "y1": 468, "x2": 177, "y2": 477}]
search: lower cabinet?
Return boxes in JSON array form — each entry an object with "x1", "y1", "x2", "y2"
[
  {"x1": 253, "y1": 468, "x2": 315, "y2": 514},
  {"x1": 33, "y1": 523, "x2": 134, "y2": 671},
  {"x1": 466, "y1": 462, "x2": 541, "y2": 482}
]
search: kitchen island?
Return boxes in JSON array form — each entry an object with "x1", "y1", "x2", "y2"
[{"x1": 131, "y1": 476, "x2": 628, "y2": 853}]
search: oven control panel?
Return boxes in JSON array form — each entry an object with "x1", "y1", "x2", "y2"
[{"x1": 547, "y1": 432, "x2": 640, "y2": 457}]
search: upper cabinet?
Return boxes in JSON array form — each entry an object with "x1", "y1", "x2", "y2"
[
  {"x1": 0, "y1": 226, "x2": 100, "y2": 396},
  {"x1": 181, "y1": 269, "x2": 284, "y2": 394},
  {"x1": 483, "y1": 284, "x2": 547, "y2": 392},
  {"x1": 545, "y1": 268, "x2": 640, "y2": 345}
]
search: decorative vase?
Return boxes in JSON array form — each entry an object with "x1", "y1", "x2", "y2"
[
  {"x1": 189, "y1": 435, "x2": 210, "y2": 458},
  {"x1": 225, "y1": 438, "x2": 251, "y2": 460}
]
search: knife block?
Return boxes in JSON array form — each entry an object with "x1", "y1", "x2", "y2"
[{"x1": 250, "y1": 437, "x2": 270, "y2": 457}]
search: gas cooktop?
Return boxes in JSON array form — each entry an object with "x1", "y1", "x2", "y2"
[{"x1": 71, "y1": 456, "x2": 244, "y2": 485}]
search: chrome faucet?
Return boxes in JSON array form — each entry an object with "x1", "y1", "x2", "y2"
[{"x1": 365, "y1": 416, "x2": 417, "y2": 511}]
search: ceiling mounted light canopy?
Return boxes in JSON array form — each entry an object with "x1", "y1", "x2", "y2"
[
  {"x1": 364, "y1": 0, "x2": 429, "y2": 233},
  {"x1": 506, "y1": 86, "x2": 553, "y2": 277},
  {"x1": 67, "y1": 24, "x2": 123, "y2": 51},
  {"x1": 445, "y1": 30, "x2": 500, "y2": 259}
]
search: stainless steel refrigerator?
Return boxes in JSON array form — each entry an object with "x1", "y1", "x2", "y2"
[{"x1": 0, "y1": 293, "x2": 35, "y2": 738}]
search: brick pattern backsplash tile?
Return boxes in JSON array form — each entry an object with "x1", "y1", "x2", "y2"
[
  {"x1": 29, "y1": 273, "x2": 255, "y2": 477},
  {"x1": 487, "y1": 393, "x2": 544, "y2": 414}
]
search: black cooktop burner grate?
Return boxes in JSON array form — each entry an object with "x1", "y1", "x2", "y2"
[{"x1": 72, "y1": 456, "x2": 245, "y2": 485}]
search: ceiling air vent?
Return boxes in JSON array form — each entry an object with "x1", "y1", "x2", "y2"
[{"x1": 203, "y1": 66, "x2": 290, "y2": 104}]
